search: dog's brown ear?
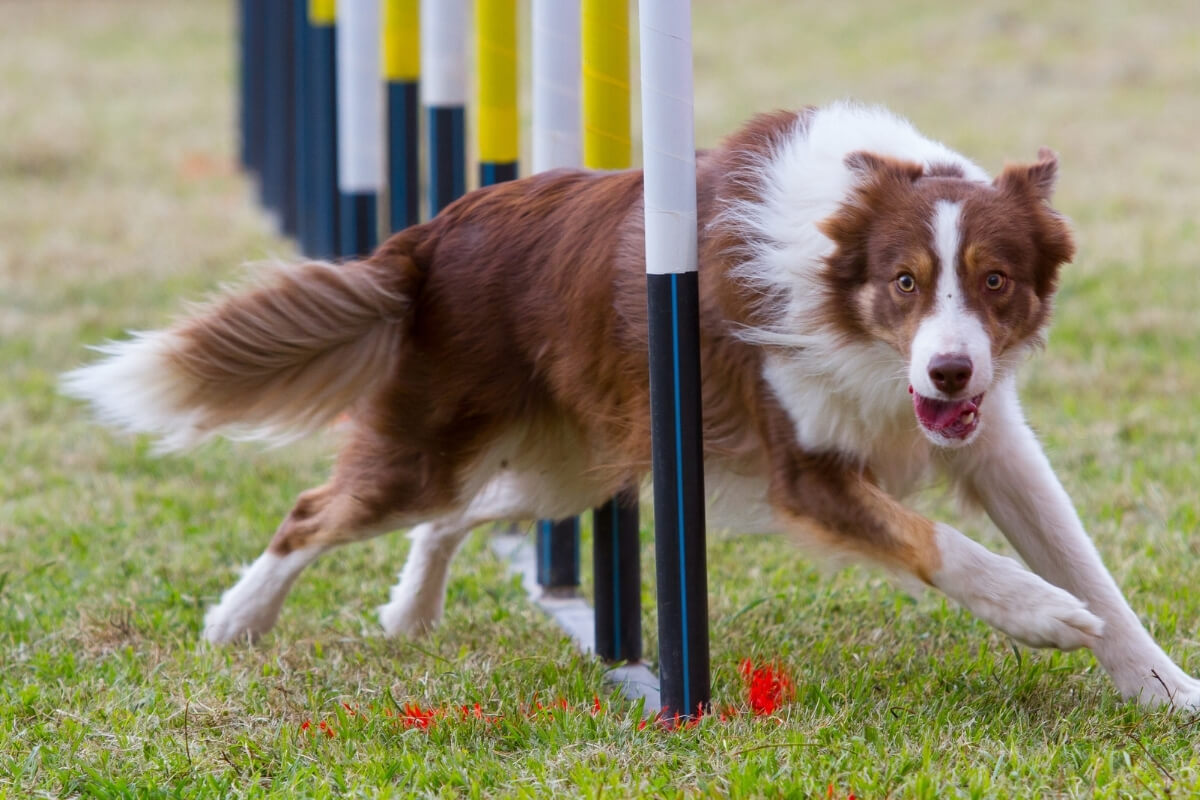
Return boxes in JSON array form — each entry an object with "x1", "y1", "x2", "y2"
[
  {"x1": 844, "y1": 151, "x2": 925, "y2": 183},
  {"x1": 819, "y1": 152, "x2": 923, "y2": 246},
  {"x1": 1001, "y1": 149, "x2": 1074, "y2": 295},
  {"x1": 995, "y1": 148, "x2": 1059, "y2": 201}
]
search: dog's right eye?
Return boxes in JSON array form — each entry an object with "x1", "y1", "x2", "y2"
[{"x1": 895, "y1": 273, "x2": 917, "y2": 293}]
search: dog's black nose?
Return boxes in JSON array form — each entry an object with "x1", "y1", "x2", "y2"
[{"x1": 929, "y1": 354, "x2": 973, "y2": 394}]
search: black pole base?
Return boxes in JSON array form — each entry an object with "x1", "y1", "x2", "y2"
[
  {"x1": 427, "y1": 105, "x2": 466, "y2": 216},
  {"x1": 480, "y1": 161, "x2": 519, "y2": 187},
  {"x1": 536, "y1": 517, "x2": 580, "y2": 594},
  {"x1": 338, "y1": 192, "x2": 378, "y2": 258},
  {"x1": 592, "y1": 490, "x2": 642, "y2": 663},
  {"x1": 308, "y1": 20, "x2": 338, "y2": 259},
  {"x1": 386, "y1": 80, "x2": 420, "y2": 232},
  {"x1": 646, "y1": 270, "x2": 710, "y2": 719}
]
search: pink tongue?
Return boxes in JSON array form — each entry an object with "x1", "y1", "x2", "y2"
[{"x1": 913, "y1": 394, "x2": 977, "y2": 431}]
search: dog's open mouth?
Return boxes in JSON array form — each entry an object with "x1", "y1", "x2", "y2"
[{"x1": 911, "y1": 388, "x2": 984, "y2": 440}]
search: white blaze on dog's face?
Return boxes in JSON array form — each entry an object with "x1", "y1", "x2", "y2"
[
  {"x1": 905, "y1": 200, "x2": 993, "y2": 447},
  {"x1": 818, "y1": 150, "x2": 1076, "y2": 448}
]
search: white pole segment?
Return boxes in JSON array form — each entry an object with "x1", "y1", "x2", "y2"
[
  {"x1": 421, "y1": 0, "x2": 469, "y2": 107},
  {"x1": 532, "y1": 0, "x2": 581, "y2": 171},
  {"x1": 638, "y1": 0, "x2": 697, "y2": 275},
  {"x1": 335, "y1": 0, "x2": 384, "y2": 193}
]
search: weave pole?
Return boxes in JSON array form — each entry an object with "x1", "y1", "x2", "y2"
[
  {"x1": 280, "y1": 0, "x2": 300, "y2": 240},
  {"x1": 527, "y1": 0, "x2": 584, "y2": 602},
  {"x1": 580, "y1": 0, "x2": 643, "y2": 665},
  {"x1": 260, "y1": 0, "x2": 289, "y2": 230},
  {"x1": 421, "y1": 0, "x2": 468, "y2": 215},
  {"x1": 531, "y1": 0, "x2": 580, "y2": 172},
  {"x1": 638, "y1": 0, "x2": 709, "y2": 720},
  {"x1": 335, "y1": 0, "x2": 383, "y2": 257},
  {"x1": 305, "y1": 0, "x2": 340, "y2": 258},
  {"x1": 237, "y1": 0, "x2": 266, "y2": 181},
  {"x1": 382, "y1": 0, "x2": 420, "y2": 232},
  {"x1": 582, "y1": 0, "x2": 631, "y2": 170},
  {"x1": 475, "y1": 0, "x2": 518, "y2": 186},
  {"x1": 293, "y1": 0, "x2": 314, "y2": 254}
]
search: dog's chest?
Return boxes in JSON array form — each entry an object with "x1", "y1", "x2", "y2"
[{"x1": 762, "y1": 355, "x2": 932, "y2": 498}]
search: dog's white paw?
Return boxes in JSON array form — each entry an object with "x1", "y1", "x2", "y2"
[
  {"x1": 933, "y1": 526, "x2": 1103, "y2": 651},
  {"x1": 203, "y1": 589, "x2": 282, "y2": 645},
  {"x1": 1116, "y1": 667, "x2": 1200, "y2": 711},
  {"x1": 1156, "y1": 676, "x2": 1200, "y2": 712},
  {"x1": 377, "y1": 585, "x2": 442, "y2": 638},
  {"x1": 968, "y1": 566, "x2": 1104, "y2": 650},
  {"x1": 200, "y1": 548, "x2": 318, "y2": 645}
]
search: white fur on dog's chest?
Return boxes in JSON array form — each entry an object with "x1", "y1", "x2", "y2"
[{"x1": 762, "y1": 353, "x2": 933, "y2": 497}]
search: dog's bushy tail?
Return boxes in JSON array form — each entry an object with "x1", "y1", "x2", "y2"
[{"x1": 61, "y1": 244, "x2": 423, "y2": 451}]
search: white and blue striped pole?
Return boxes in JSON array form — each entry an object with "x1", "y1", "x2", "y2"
[
  {"x1": 421, "y1": 0, "x2": 468, "y2": 215},
  {"x1": 335, "y1": 0, "x2": 383, "y2": 256},
  {"x1": 638, "y1": 0, "x2": 709, "y2": 720}
]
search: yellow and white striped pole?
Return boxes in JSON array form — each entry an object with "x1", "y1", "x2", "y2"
[
  {"x1": 382, "y1": 0, "x2": 420, "y2": 230},
  {"x1": 476, "y1": 0, "x2": 519, "y2": 186}
]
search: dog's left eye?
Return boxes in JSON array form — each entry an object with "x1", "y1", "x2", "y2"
[{"x1": 985, "y1": 272, "x2": 1007, "y2": 291}]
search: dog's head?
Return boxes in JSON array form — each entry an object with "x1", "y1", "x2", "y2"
[{"x1": 818, "y1": 149, "x2": 1075, "y2": 447}]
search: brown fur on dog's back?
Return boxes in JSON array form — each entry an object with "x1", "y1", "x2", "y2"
[
  {"x1": 395, "y1": 169, "x2": 655, "y2": 473},
  {"x1": 372, "y1": 163, "x2": 779, "y2": 494}
]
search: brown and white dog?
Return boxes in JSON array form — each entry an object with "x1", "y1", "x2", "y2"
[{"x1": 63, "y1": 102, "x2": 1199, "y2": 709}]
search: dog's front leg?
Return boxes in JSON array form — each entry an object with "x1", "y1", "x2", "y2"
[
  {"x1": 956, "y1": 381, "x2": 1200, "y2": 709},
  {"x1": 767, "y1": 445, "x2": 1100, "y2": 653}
]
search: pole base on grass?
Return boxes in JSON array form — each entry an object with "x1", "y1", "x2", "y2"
[{"x1": 491, "y1": 531, "x2": 661, "y2": 713}]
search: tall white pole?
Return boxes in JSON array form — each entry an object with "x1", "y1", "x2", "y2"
[
  {"x1": 531, "y1": 0, "x2": 581, "y2": 171},
  {"x1": 638, "y1": 0, "x2": 709, "y2": 720},
  {"x1": 639, "y1": 0, "x2": 697, "y2": 277}
]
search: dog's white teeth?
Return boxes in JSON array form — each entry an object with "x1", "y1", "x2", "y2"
[{"x1": 961, "y1": 412, "x2": 976, "y2": 425}]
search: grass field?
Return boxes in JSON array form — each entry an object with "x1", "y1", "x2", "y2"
[{"x1": 3, "y1": 0, "x2": 1200, "y2": 796}]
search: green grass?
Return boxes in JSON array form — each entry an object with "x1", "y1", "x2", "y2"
[{"x1": 3, "y1": 0, "x2": 1200, "y2": 796}]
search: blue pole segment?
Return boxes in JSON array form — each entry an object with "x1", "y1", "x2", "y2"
[
  {"x1": 338, "y1": 193, "x2": 379, "y2": 258},
  {"x1": 536, "y1": 518, "x2": 580, "y2": 589},
  {"x1": 645, "y1": 270, "x2": 709, "y2": 719},
  {"x1": 293, "y1": 0, "x2": 313, "y2": 254},
  {"x1": 307, "y1": 19, "x2": 338, "y2": 259},
  {"x1": 592, "y1": 490, "x2": 642, "y2": 662},
  {"x1": 427, "y1": 106, "x2": 466, "y2": 215},
  {"x1": 280, "y1": 0, "x2": 299, "y2": 240},
  {"x1": 479, "y1": 161, "x2": 518, "y2": 187},
  {"x1": 261, "y1": 0, "x2": 286, "y2": 222},
  {"x1": 386, "y1": 80, "x2": 421, "y2": 231}
]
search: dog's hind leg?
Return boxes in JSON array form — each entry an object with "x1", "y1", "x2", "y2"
[
  {"x1": 769, "y1": 447, "x2": 1103, "y2": 652},
  {"x1": 377, "y1": 475, "x2": 537, "y2": 637},
  {"x1": 202, "y1": 483, "x2": 377, "y2": 644},
  {"x1": 203, "y1": 433, "x2": 458, "y2": 645}
]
